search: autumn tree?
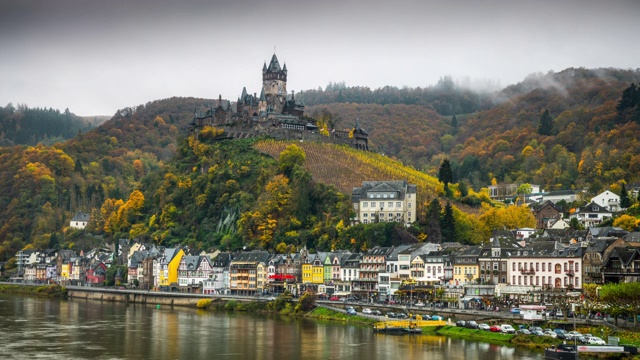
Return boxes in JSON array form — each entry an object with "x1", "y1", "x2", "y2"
[
  {"x1": 278, "y1": 144, "x2": 306, "y2": 177},
  {"x1": 537, "y1": 109, "x2": 553, "y2": 135}
]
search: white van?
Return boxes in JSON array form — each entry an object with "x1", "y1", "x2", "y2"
[{"x1": 500, "y1": 324, "x2": 516, "y2": 334}]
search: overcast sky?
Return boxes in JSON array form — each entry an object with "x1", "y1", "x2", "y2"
[{"x1": 1, "y1": 0, "x2": 639, "y2": 116}]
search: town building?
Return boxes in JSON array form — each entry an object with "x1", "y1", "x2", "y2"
[
  {"x1": 351, "y1": 180, "x2": 417, "y2": 226},
  {"x1": 591, "y1": 190, "x2": 622, "y2": 212},
  {"x1": 70, "y1": 212, "x2": 90, "y2": 229}
]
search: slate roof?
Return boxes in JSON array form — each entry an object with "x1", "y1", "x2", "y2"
[
  {"x1": 71, "y1": 212, "x2": 90, "y2": 222},
  {"x1": 183, "y1": 255, "x2": 200, "y2": 271},
  {"x1": 624, "y1": 232, "x2": 640, "y2": 242},
  {"x1": 588, "y1": 227, "x2": 628, "y2": 238},
  {"x1": 352, "y1": 180, "x2": 416, "y2": 202}
]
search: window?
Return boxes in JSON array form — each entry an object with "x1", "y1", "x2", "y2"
[
  {"x1": 363, "y1": 213, "x2": 368, "y2": 217},
  {"x1": 363, "y1": 220, "x2": 368, "y2": 224},
  {"x1": 493, "y1": 263, "x2": 498, "y2": 271},
  {"x1": 376, "y1": 194, "x2": 381, "y2": 198},
  {"x1": 536, "y1": 262, "x2": 539, "y2": 271},
  {"x1": 408, "y1": 202, "x2": 412, "y2": 208},
  {"x1": 512, "y1": 263, "x2": 516, "y2": 271},
  {"x1": 363, "y1": 202, "x2": 368, "y2": 208},
  {"x1": 371, "y1": 202, "x2": 376, "y2": 207},
  {"x1": 383, "y1": 193, "x2": 388, "y2": 198},
  {"x1": 408, "y1": 212, "x2": 411, "y2": 218},
  {"x1": 512, "y1": 276, "x2": 516, "y2": 284},
  {"x1": 388, "y1": 202, "x2": 393, "y2": 207},
  {"x1": 396, "y1": 202, "x2": 401, "y2": 207},
  {"x1": 524, "y1": 277, "x2": 527, "y2": 285},
  {"x1": 575, "y1": 263, "x2": 579, "y2": 271},
  {"x1": 542, "y1": 263, "x2": 545, "y2": 272},
  {"x1": 368, "y1": 194, "x2": 373, "y2": 198}
]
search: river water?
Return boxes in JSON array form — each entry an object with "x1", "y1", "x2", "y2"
[{"x1": 0, "y1": 295, "x2": 544, "y2": 360}]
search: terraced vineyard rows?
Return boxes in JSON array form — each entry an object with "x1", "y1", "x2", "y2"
[{"x1": 254, "y1": 139, "x2": 442, "y2": 202}]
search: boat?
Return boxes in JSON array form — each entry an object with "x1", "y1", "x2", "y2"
[
  {"x1": 544, "y1": 344, "x2": 578, "y2": 360},
  {"x1": 403, "y1": 327, "x2": 423, "y2": 334}
]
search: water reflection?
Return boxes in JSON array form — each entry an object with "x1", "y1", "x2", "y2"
[{"x1": 0, "y1": 295, "x2": 543, "y2": 360}]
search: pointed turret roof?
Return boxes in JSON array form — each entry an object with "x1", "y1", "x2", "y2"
[
  {"x1": 259, "y1": 87, "x2": 266, "y2": 101},
  {"x1": 267, "y1": 53, "x2": 281, "y2": 72}
]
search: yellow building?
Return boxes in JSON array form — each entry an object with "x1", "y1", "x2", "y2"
[
  {"x1": 311, "y1": 255, "x2": 325, "y2": 284},
  {"x1": 302, "y1": 263, "x2": 312, "y2": 284},
  {"x1": 60, "y1": 262, "x2": 71, "y2": 281},
  {"x1": 159, "y1": 248, "x2": 184, "y2": 287},
  {"x1": 452, "y1": 246, "x2": 481, "y2": 285}
]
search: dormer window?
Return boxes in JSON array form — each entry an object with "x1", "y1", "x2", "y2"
[{"x1": 594, "y1": 206, "x2": 599, "y2": 211}]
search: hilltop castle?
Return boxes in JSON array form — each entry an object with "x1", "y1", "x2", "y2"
[{"x1": 190, "y1": 53, "x2": 368, "y2": 150}]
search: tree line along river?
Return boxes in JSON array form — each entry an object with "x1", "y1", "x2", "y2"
[{"x1": 0, "y1": 294, "x2": 544, "y2": 360}]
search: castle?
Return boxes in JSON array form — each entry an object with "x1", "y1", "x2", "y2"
[{"x1": 190, "y1": 53, "x2": 368, "y2": 150}]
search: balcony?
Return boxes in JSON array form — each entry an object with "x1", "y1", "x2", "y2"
[
  {"x1": 565, "y1": 270, "x2": 575, "y2": 276},
  {"x1": 602, "y1": 267, "x2": 640, "y2": 275},
  {"x1": 355, "y1": 277, "x2": 378, "y2": 282},
  {"x1": 520, "y1": 269, "x2": 535, "y2": 275}
]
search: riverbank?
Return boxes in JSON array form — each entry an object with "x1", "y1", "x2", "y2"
[{"x1": 0, "y1": 284, "x2": 67, "y2": 298}]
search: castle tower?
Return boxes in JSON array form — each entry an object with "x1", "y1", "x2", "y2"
[{"x1": 262, "y1": 53, "x2": 287, "y2": 113}]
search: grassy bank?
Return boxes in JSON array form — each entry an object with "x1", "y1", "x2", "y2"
[
  {"x1": 436, "y1": 326, "x2": 515, "y2": 345},
  {"x1": 0, "y1": 284, "x2": 67, "y2": 298},
  {"x1": 306, "y1": 307, "x2": 376, "y2": 325}
]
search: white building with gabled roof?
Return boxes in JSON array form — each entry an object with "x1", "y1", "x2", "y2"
[{"x1": 591, "y1": 190, "x2": 622, "y2": 212}]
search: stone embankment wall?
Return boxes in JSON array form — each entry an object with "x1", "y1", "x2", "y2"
[{"x1": 66, "y1": 287, "x2": 250, "y2": 307}]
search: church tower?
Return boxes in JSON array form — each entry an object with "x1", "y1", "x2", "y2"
[{"x1": 262, "y1": 53, "x2": 288, "y2": 113}]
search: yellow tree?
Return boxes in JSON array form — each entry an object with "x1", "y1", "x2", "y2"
[{"x1": 613, "y1": 215, "x2": 639, "y2": 231}]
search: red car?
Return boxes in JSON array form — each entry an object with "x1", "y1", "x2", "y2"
[
  {"x1": 489, "y1": 325, "x2": 502, "y2": 332},
  {"x1": 329, "y1": 296, "x2": 340, "y2": 301}
]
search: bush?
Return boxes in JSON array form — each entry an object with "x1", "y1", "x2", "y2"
[
  {"x1": 196, "y1": 299, "x2": 212, "y2": 309},
  {"x1": 225, "y1": 300, "x2": 238, "y2": 311}
]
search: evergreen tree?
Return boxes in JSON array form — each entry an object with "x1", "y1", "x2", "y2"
[
  {"x1": 620, "y1": 183, "x2": 632, "y2": 209},
  {"x1": 451, "y1": 114, "x2": 458, "y2": 135},
  {"x1": 438, "y1": 159, "x2": 454, "y2": 197},
  {"x1": 617, "y1": 83, "x2": 639, "y2": 114},
  {"x1": 537, "y1": 109, "x2": 553, "y2": 136},
  {"x1": 426, "y1": 199, "x2": 442, "y2": 243},
  {"x1": 440, "y1": 202, "x2": 456, "y2": 242}
]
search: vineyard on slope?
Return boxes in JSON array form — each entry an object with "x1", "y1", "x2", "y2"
[{"x1": 254, "y1": 139, "x2": 443, "y2": 204}]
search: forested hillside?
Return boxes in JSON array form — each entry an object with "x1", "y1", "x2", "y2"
[
  {"x1": 1, "y1": 67, "x2": 638, "y2": 261},
  {"x1": 304, "y1": 68, "x2": 640, "y2": 192},
  {"x1": 0, "y1": 104, "x2": 98, "y2": 146}
]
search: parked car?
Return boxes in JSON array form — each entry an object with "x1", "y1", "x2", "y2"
[
  {"x1": 565, "y1": 331, "x2": 581, "y2": 341},
  {"x1": 478, "y1": 323, "x2": 491, "y2": 331},
  {"x1": 396, "y1": 313, "x2": 408, "y2": 319},
  {"x1": 529, "y1": 326, "x2": 543, "y2": 333},
  {"x1": 556, "y1": 310, "x2": 564, "y2": 317},
  {"x1": 500, "y1": 324, "x2": 516, "y2": 334},
  {"x1": 466, "y1": 321, "x2": 478, "y2": 329},
  {"x1": 531, "y1": 330, "x2": 545, "y2": 336},
  {"x1": 579, "y1": 334, "x2": 593, "y2": 344},
  {"x1": 415, "y1": 301, "x2": 425, "y2": 307},
  {"x1": 489, "y1": 325, "x2": 502, "y2": 332},
  {"x1": 587, "y1": 336, "x2": 606, "y2": 345},
  {"x1": 554, "y1": 329, "x2": 568, "y2": 339},
  {"x1": 329, "y1": 296, "x2": 340, "y2": 301},
  {"x1": 510, "y1": 308, "x2": 521, "y2": 315},
  {"x1": 362, "y1": 308, "x2": 372, "y2": 314},
  {"x1": 386, "y1": 312, "x2": 397, "y2": 318},
  {"x1": 456, "y1": 320, "x2": 466, "y2": 327},
  {"x1": 516, "y1": 329, "x2": 531, "y2": 335},
  {"x1": 372, "y1": 310, "x2": 382, "y2": 316},
  {"x1": 543, "y1": 330, "x2": 558, "y2": 338},
  {"x1": 346, "y1": 308, "x2": 357, "y2": 316},
  {"x1": 431, "y1": 315, "x2": 444, "y2": 321}
]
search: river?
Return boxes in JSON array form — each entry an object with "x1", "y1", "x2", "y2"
[{"x1": 0, "y1": 294, "x2": 544, "y2": 360}]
